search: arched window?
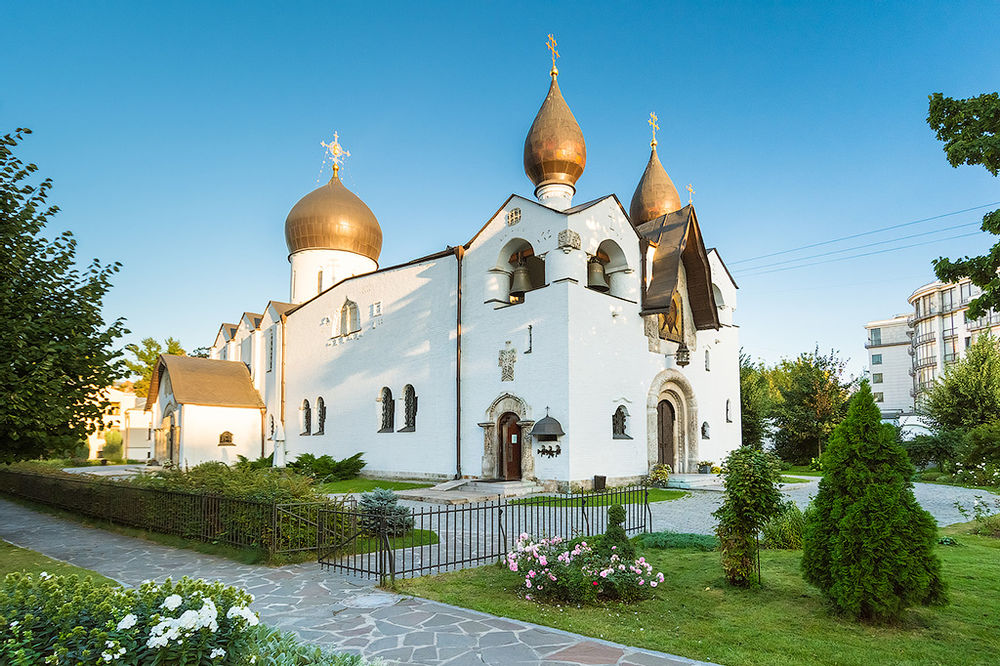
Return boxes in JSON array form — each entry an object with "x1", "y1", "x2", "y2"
[
  {"x1": 340, "y1": 299, "x2": 361, "y2": 336},
  {"x1": 317, "y1": 270, "x2": 323, "y2": 295},
  {"x1": 612, "y1": 406, "x2": 631, "y2": 439},
  {"x1": 378, "y1": 387, "x2": 394, "y2": 432},
  {"x1": 495, "y1": 238, "x2": 544, "y2": 305},
  {"x1": 726, "y1": 399, "x2": 733, "y2": 423},
  {"x1": 701, "y1": 422, "x2": 710, "y2": 439},
  {"x1": 301, "y1": 399, "x2": 311, "y2": 436},
  {"x1": 592, "y1": 240, "x2": 630, "y2": 298},
  {"x1": 705, "y1": 349, "x2": 711, "y2": 371},
  {"x1": 400, "y1": 384, "x2": 417, "y2": 432},
  {"x1": 268, "y1": 415, "x2": 275, "y2": 440},
  {"x1": 315, "y1": 397, "x2": 326, "y2": 435}
]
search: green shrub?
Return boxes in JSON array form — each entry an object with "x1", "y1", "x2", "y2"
[
  {"x1": 918, "y1": 471, "x2": 944, "y2": 482},
  {"x1": 242, "y1": 624, "x2": 372, "y2": 665},
  {"x1": 358, "y1": 488, "x2": 413, "y2": 536},
  {"x1": 802, "y1": 382, "x2": 946, "y2": 622},
  {"x1": 953, "y1": 423, "x2": 1000, "y2": 486},
  {"x1": 235, "y1": 453, "x2": 274, "y2": 471},
  {"x1": 808, "y1": 456, "x2": 823, "y2": 472},
  {"x1": 645, "y1": 463, "x2": 671, "y2": 487},
  {"x1": 126, "y1": 461, "x2": 322, "y2": 503},
  {"x1": 904, "y1": 430, "x2": 961, "y2": 470},
  {"x1": 635, "y1": 532, "x2": 718, "y2": 551},
  {"x1": 761, "y1": 501, "x2": 805, "y2": 550},
  {"x1": 779, "y1": 461, "x2": 793, "y2": 471},
  {"x1": 101, "y1": 430, "x2": 124, "y2": 462},
  {"x1": 713, "y1": 446, "x2": 783, "y2": 586},
  {"x1": 288, "y1": 453, "x2": 366, "y2": 482},
  {"x1": 598, "y1": 504, "x2": 636, "y2": 560}
]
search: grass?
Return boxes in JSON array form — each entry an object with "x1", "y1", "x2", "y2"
[
  {"x1": 399, "y1": 522, "x2": 1000, "y2": 666},
  {"x1": 780, "y1": 475, "x2": 811, "y2": 484},
  {"x1": 343, "y1": 528, "x2": 439, "y2": 556},
  {"x1": 1, "y1": 539, "x2": 118, "y2": 584},
  {"x1": 319, "y1": 478, "x2": 434, "y2": 494},
  {"x1": 785, "y1": 465, "x2": 823, "y2": 477},
  {"x1": 510, "y1": 488, "x2": 687, "y2": 507}
]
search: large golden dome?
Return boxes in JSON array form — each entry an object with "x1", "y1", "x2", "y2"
[
  {"x1": 523, "y1": 73, "x2": 587, "y2": 191},
  {"x1": 284, "y1": 171, "x2": 382, "y2": 261},
  {"x1": 629, "y1": 144, "x2": 681, "y2": 226}
]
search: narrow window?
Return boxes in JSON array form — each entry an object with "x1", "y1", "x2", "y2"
[
  {"x1": 726, "y1": 399, "x2": 733, "y2": 423},
  {"x1": 379, "y1": 387, "x2": 394, "y2": 432},
  {"x1": 317, "y1": 271, "x2": 323, "y2": 294},
  {"x1": 701, "y1": 422, "x2": 710, "y2": 439},
  {"x1": 400, "y1": 385, "x2": 417, "y2": 431},
  {"x1": 301, "y1": 399, "x2": 311, "y2": 435},
  {"x1": 871, "y1": 353, "x2": 882, "y2": 365},
  {"x1": 612, "y1": 406, "x2": 630, "y2": 439},
  {"x1": 705, "y1": 349, "x2": 711, "y2": 371},
  {"x1": 873, "y1": 373, "x2": 884, "y2": 384},
  {"x1": 266, "y1": 330, "x2": 274, "y2": 372},
  {"x1": 874, "y1": 392, "x2": 885, "y2": 403},
  {"x1": 268, "y1": 415, "x2": 275, "y2": 440},
  {"x1": 870, "y1": 328, "x2": 882, "y2": 346},
  {"x1": 340, "y1": 299, "x2": 361, "y2": 336},
  {"x1": 315, "y1": 397, "x2": 326, "y2": 435}
]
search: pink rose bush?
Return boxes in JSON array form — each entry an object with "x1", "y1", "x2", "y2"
[{"x1": 506, "y1": 533, "x2": 664, "y2": 603}]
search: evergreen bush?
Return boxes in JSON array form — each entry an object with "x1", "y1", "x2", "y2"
[
  {"x1": 713, "y1": 446, "x2": 783, "y2": 586},
  {"x1": 761, "y1": 501, "x2": 805, "y2": 550},
  {"x1": 288, "y1": 453, "x2": 366, "y2": 481},
  {"x1": 358, "y1": 488, "x2": 413, "y2": 537},
  {"x1": 598, "y1": 504, "x2": 636, "y2": 560},
  {"x1": 802, "y1": 382, "x2": 947, "y2": 622}
]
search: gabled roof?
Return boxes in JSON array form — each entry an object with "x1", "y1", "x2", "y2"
[
  {"x1": 706, "y1": 248, "x2": 739, "y2": 290},
  {"x1": 637, "y1": 205, "x2": 720, "y2": 331},
  {"x1": 214, "y1": 323, "x2": 238, "y2": 345},
  {"x1": 266, "y1": 301, "x2": 295, "y2": 317},
  {"x1": 241, "y1": 312, "x2": 263, "y2": 330},
  {"x1": 146, "y1": 355, "x2": 264, "y2": 409}
]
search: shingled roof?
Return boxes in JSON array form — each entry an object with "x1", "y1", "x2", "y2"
[
  {"x1": 146, "y1": 355, "x2": 264, "y2": 409},
  {"x1": 637, "y1": 205, "x2": 720, "y2": 331}
]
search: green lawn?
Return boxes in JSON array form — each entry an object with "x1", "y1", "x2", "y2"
[
  {"x1": 1, "y1": 539, "x2": 118, "y2": 585},
  {"x1": 342, "y1": 528, "x2": 439, "y2": 556},
  {"x1": 785, "y1": 465, "x2": 823, "y2": 477},
  {"x1": 399, "y1": 523, "x2": 1000, "y2": 666},
  {"x1": 780, "y1": 475, "x2": 811, "y2": 484},
  {"x1": 320, "y1": 478, "x2": 434, "y2": 494},
  {"x1": 510, "y1": 488, "x2": 687, "y2": 507}
]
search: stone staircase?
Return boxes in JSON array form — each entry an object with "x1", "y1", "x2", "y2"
[
  {"x1": 395, "y1": 478, "x2": 545, "y2": 505},
  {"x1": 665, "y1": 473, "x2": 725, "y2": 492}
]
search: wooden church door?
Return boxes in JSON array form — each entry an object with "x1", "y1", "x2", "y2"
[
  {"x1": 657, "y1": 400, "x2": 675, "y2": 468},
  {"x1": 499, "y1": 412, "x2": 522, "y2": 480}
]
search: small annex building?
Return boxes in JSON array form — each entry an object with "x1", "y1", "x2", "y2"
[{"x1": 145, "y1": 355, "x2": 265, "y2": 466}]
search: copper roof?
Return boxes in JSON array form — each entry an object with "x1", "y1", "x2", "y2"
[
  {"x1": 284, "y1": 174, "x2": 383, "y2": 261},
  {"x1": 146, "y1": 355, "x2": 264, "y2": 409},
  {"x1": 523, "y1": 74, "x2": 586, "y2": 191},
  {"x1": 638, "y1": 205, "x2": 720, "y2": 331},
  {"x1": 629, "y1": 145, "x2": 681, "y2": 226}
]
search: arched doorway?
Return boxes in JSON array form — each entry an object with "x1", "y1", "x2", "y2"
[
  {"x1": 479, "y1": 393, "x2": 535, "y2": 481},
  {"x1": 498, "y1": 412, "x2": 522, "y2": 480},
  {"x1": 657, "y1": 400, "x2": 675, "y2": 467}
]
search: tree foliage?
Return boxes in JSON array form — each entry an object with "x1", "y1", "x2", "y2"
[
  {"x1": 927, "y1": 91, "x2": 1000, "y2": 320},
  {"x1": 770, "y1": 347, "x2": 853, "y2": 463},
  {"x1": 0, "y1": 129, "x2": 126, "y2": 462},
  {"x1": 125, "y1": 336, "x2": 185, "y2": 397},
  {"x1": 739, "y1": 351, "x2": 774, "y2": 449},
  {"x1": 713, "y1": 446, "x2": 783, "y2": 586},
  {"x1": 802, "y1": 383, "x2": 946, "y2": 622},
  {"x1": 923, "y1": 332, "x2": 1000, "y2": 432}
]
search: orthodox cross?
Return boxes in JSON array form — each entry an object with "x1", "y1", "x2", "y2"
[
  {"x1": 546, "y1": 33, "x2": 559, "y2": 76},
  {"x1": 648, "y1": 112, "x2": 659, "y2": 147},
  {"x1": 321, "y1": 131, "x2": 350, "y2": 178},
  {"x1": 686, "y1": 183, "x2": 695, "y2": 204}
]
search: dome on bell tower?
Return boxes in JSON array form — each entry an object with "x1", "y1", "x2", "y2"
[{"x1": 629, "y1": 114, "x2": 682, "y2": 225}]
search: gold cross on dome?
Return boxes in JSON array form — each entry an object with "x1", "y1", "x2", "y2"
[
  {"x1": 648, "y1": 112, "x2": 659, "y2": 147},
  {"x1": 546, "y1": 33, "x2": 560, "y2": 75},
  {"x1": 321, "y1": 131, "x2": 351, "y2": 177},
  {"x1": 686, "y1": 183, "x2": 695, "y2": 204}
]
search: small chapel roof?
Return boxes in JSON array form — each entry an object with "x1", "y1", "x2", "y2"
[{"x1": 146, "y1": 355, "x2": 264, "y2": 410}]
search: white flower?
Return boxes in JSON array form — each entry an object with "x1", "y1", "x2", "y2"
[
  {"x1": 162, "y1": 594, "x2": 183, "y2": 611},
  {"x1": 39, "y1": 571, "x2": 51, "y2": 580},
  {"x1": 209, "y1": 647, "x2": 226, "y2": 659},
  {"x1": 117, "y1": 614, "x2": 138, "y2": 630}
]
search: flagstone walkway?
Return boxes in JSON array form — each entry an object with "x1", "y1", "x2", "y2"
[{"x1": 0, "y1": 498, "x2": 707, "y2": 666}]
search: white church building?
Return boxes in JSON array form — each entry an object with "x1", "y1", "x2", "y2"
[{"x1": 146, "y1": 58, "x2": 742, "y2": 490}]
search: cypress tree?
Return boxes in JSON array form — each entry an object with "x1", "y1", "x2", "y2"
[{"x1": 802, "y1": 382, "x2": 946, "y2": 622}]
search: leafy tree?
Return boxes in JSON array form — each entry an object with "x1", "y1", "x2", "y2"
[
  {"x1": 189, "y1": 346, "x2": 210, "y2": 358},
  {"x1": 0, "y1": 129, "x2": 126, "y2": 462},
  {"x1": 739, "y1": 351, "x2": 774, "y2": 449},
  {"x1": 101, "y1": 429, "x2": 123, "y2": 462},
  {"x1": 903, "y1": 430, "x2": 962, "y2": 470},
  {"x1": 125, "y1": 336, "x2": 185, "y2": 397},
  {"x1": 923, "y1": 332, "x2": 1000, "y2": 432},
  {"x1": 770, "y1": 347, "x2": 853, "y2": 463},
  {"x1": 802, "y1": 383, "x2": 946, "y2": 622},
  {"x1": 713, "y1": 446, "x2": 783, "y2": 586},
  {"x1": 927, "y1": 91, "x2": 1000, "y2": 320}
]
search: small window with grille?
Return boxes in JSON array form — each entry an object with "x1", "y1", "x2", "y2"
[{"x1": 506, "y1": 208, "x2": 521, "y2": 226}]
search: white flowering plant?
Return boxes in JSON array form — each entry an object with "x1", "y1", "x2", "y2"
[
  {"x1": 505, "y1": 534, "x2": 664, "y2": 604},
  {"x1": 0, "y1": 574, "x2": 262, "y2": 664}
]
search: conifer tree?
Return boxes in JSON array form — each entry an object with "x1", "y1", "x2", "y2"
[{"x1": 802, "y1": 382, "x2": 946, "y2": 622}]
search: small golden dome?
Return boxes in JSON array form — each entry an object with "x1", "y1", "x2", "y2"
[
  {"x1": 523, "y1": 73, "x2": 587, "y2": 191},
  {"x1": 284, "y1": 171, "x2": 383, "y2": 261},
  {"x1": 629, "y1": 144, "x2": 681, "y2": 225}
]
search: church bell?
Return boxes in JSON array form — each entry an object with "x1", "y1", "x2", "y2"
[
  {"x1": 587, "y1": 258, "x2": 609, "y2": 292},
  {"x1": 509, "y1": 263, "x2": 533, "y2": 299}
]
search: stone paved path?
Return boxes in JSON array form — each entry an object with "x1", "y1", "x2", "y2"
[{"x1": 0, "y1": 498, "x2": 706, "y2": 666}]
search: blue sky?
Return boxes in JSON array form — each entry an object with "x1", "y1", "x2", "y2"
[{"x1": 3, "y1": 1, "x2": 998, "y2": 375}]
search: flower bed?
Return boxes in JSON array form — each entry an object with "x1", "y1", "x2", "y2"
[{"x1": 505, "y1": 533, "x2": 663, "y2": 604}]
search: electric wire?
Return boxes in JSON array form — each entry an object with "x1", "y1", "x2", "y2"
[{"x1": 729, "y1": 201, "x2": 1000, "y2": 266}]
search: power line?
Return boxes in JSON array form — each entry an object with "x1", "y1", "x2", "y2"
[
  {"x1": 737, "y1": 230, "x2": 986, "y2": 278},
  {"x1": 732, "y1": 221, "x2": 981, "y2": 274},
  {"x1": 729, "y1": 201, "x2": 1000, "y2": 266}
]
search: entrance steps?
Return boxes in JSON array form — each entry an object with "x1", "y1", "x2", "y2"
[
  {"x1": 665, "y1": 473, "x2": 725, "y2": 492},
  {"x1": 465, "y1": 479, "x2": 545, "y2": 498},
  {"x1": 395, "y1": 478, "x2": 545, "y2": 505}
]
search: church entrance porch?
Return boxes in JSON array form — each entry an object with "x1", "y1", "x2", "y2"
[
  {"x1": 647, "y1": 369, "x2": 698, "y2": 473},
  {"x1": 478, "y1": 393, "x2": 535, "y2": 481},
  {"x1": 498, "y1": 412, "x2": 522, "y2": 480}
]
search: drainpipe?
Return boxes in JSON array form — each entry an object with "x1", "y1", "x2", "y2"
[
  {"x1": 280, "y1": 313, "x2": 287, "y2": 466},
  {"x1": 260, "y1": 408, "x2": 266, "y2": 458},
  {"x1": 454, "y1": 246, "x2": 464, "y2": 479}
]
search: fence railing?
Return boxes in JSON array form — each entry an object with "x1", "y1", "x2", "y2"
[
  {"x1": 0, "y1": 468, "x2": 343, "y2": 556},
  {"x1": 318, "y1": 485, "x2": 652, "y2": 583}
]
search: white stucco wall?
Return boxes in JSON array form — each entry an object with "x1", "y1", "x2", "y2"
[
  {"x1": 178, "y1": 404, "x2": 263, "y2": 467},
  {"x1": 289, "y1": 249, "x2": 378, "y2": 305}
]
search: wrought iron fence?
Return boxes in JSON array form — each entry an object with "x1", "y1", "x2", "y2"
[
  {"x1": 0, "y1": 468, "x2": 344, "y2": 556},
  {"x1": 318, "y1": 484, "x2": 651, "y2": 583}
]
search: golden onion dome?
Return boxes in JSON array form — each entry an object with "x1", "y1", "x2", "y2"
[
  {"x1": 284, "y1": 170, "x2": 382, "y2": 261},
  {"x1": 629, "y1": 143, "x2": 682, "y2": 226},
  {"x1": 523, "y1": 72, "x2": 587, "y2": 191}
]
